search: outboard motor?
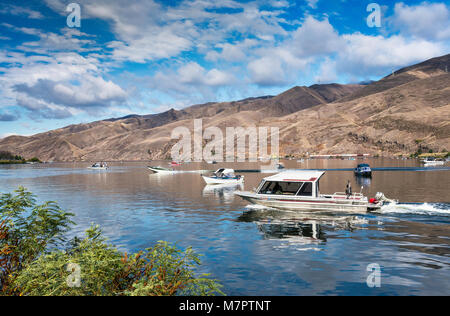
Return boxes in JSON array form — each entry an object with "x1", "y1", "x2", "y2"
[{"x1": 375, "y1": 192, "x2": 398, "y2": 204}]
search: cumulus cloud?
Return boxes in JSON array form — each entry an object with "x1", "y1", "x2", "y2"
[
  {"x1": 392, "y1": 2, "x2": 450, "y2": 41},
  {"x1": 44, "y1": 0, "x2": 289, "y2": 64},
  {"x1": 14, "y1": 77, "x2": 127, "y2": 109},
  {"x1": 0, "y1": 51, "x2": 127, "y2": 120},
  {"x1": 248, "y1": 57, "x2": 288, "y2": 86},
  {"x1": 152, "y1": 62, "x2": 235, "y2": 95},
  {"x1": 336, "y1": 33, "x2": 445, "y2": 76},
  {"x1": 290, "y1": 16, "x2": 342, "y2": 58},
  {"x1": 314, "y1": 58, "x2": 338, "y2": 83}
]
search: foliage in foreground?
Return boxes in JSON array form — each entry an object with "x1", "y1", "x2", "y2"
[{"x1": 0, "y1": 187, "x2": 223, "y2": 296}]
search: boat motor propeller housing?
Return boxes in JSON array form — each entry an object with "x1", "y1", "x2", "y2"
[{"x1": 375, "y1": 192, "x2": 398, "y2": 204}]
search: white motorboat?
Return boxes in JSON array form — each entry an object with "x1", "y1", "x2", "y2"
[
  {"x1": 422, "y1": 158, "x2": 445, "y2": 166},
  {"x1": 148, "y1": 166, "x2": 177, "y2": 174},
  {"x1": 88, "y1": 162, "x2": 108, "y2": 170},
  {"x1": 202, "y1": 168, "x2": 244, "y2": 185},
  {"x1": 235, "y1": 170, "x2": 394, "y2": 213}
]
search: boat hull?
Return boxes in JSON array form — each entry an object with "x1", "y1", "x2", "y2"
[
  {"x1": 423, "y1": 162, "x2": 445, "y2": 166},
  {"x1": 148, "y1": 167, "x2": 176, "y2": 174},
  {"x1": 235, "y1": 191, "x2": 373, "y2": 213},
  {"x1": 202, "y1": 176, "x2": 244, "y2": 185}
]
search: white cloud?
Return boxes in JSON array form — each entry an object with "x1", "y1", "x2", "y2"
[
  {"x1": 155, "y1": 62, "x2": 235, "y2": 89},
  {"x1": 2, "y1": 24, "x2": 99, "y2": 54},
  {"x1": 392, "y1": 2, "x2": 450, "y2": 41},
  {"x1": 290, "y1": 16, "x2": 343, "y2": 58},
  {"x1": 306, "y1": 0, "x2": 319, "y2": 9},
  {"x1": 314, "y1": 58, "x2": 338, "y2": 83},
  {"x1": 248, "y1": 57, "x2": 288, "y2": 86},
  {"x1": 206, "y1": 39, "x2": 259, "y2": 62},
  {"x1": 44, "y1": 0, "x2": 289, "y2": 64},
  {"x1": 0, "y1": 5, "x2": 44, "y2": 19},
  {"x1": 337, "y1": 33, "x2": 445, "y2": 76},
  {"x1": 0, "y1": 51, "x2": 127, "y2": 119}
]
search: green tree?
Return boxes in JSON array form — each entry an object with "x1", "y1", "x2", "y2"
[
  {"x1": 1, "y1": 188, "x2": 223, "y2": 296},
  {"x1": 0, "y1": 187, "x2": 74, "y2": 294}
]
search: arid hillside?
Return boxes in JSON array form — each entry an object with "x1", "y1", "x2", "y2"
[{"x1": 1, "y1": 54, "x2": 449, "y2": 161}]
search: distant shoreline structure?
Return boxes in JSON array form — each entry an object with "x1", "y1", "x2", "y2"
[{"x1": 309, "y1": 154, "x2": 371, "y2": 159}]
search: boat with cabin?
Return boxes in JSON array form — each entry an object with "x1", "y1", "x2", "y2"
[
  {"x1": 235, "y1": 170, "x2": 394, "y2": 213},
  {"x1": 202, "y1": 168, "x2": 244, "y2": 185},
  {"x1": 422, "y1": 157, "x2": 445, "y2": 166},
  {"x1": 354, "y1": 163, "x2": 372, "y2": 177}
]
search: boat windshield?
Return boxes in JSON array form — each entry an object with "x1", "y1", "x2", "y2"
[
  {"x1": 258, "y1": 181, "x2": 314, "y2": 196},
  {"x1": 297, "y1": 182, "x2": 313, "y2": 196}
]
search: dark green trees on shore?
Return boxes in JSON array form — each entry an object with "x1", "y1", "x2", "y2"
[
  {"x1": 0, "y1": 151, "x2": 41, "y2": 164},
  {"x1": 0, "y1": 187, "x2": 223, "y2": 296}
]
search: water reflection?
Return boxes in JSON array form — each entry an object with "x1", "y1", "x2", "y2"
[
  {"x1": 237, "y1": 209, "x2": 369, "y2": 245},
  {"x1": 202, "y1": 183, "x2": 243, "y2": 204},
  {"x1": 355, "y1": 175, "x2": 372, "y2": 187}
]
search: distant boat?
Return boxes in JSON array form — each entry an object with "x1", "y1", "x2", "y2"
[
  {"x1": 202, "y1": 168, "x2": 244, "y2": 185},
  {"x1": 354, "y1": 164, "x2": 372, "y2": 177},
  {"x1": 88, "y1": 162, "x2": 108, "y2": 170},
  {"x1": 148, "y1": 166, "x2": 176, "y2": 174},
  {"x1": 422, "y1": 158, "x2": 445, "y2": 166}
]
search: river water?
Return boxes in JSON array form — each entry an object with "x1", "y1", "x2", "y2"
[{"x1": 1, "y1": 158, "x2": 449, "y2": 295}]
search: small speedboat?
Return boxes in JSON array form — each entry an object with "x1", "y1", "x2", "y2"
[
  {"x1": 235, "y1": 171, "x2": 395, "y2": 213},
  {"x1": 148, "y1": 166, "x2": 176, "y2": 174},
  {"x1": 88, "y1": 162, "x2": 108, "y2": 170},
  {"x1": 354, "y1": 163, "x2": 372, "y2": 177},
  {"x1": 202, "y1": 168, "x2": 244, "y2": 185},
  {"x1": 422, "y1": 158, "x2": 445, "y2": 166}
]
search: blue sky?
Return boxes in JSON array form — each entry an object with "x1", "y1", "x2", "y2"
[{"x1": 0, "y1": 0, "x2": 449, "y2": 138}]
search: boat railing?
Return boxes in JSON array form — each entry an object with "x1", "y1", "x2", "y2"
[{"x1": 331, "y1": 192, "x2": 364, "y2": 199}]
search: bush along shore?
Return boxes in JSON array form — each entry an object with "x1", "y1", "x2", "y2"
[
  {"x1": 0, "y1": 151, "x2": 41, "y2": 165},
  {"x1": 0, "y1": 187, "x2": 224, "y2": 296}
]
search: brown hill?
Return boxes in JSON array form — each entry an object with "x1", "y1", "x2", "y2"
[{"x1": 1, "y1": 54, "x2": 449, "y2": 161}]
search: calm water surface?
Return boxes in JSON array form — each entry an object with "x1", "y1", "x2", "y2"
[{"x1": 1, "y1": 158, "x2": 449, "y2": 295}]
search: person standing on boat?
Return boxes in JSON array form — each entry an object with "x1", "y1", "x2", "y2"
[{"x1": 345, "y1": 180, "x2": 352, "y2": 198}]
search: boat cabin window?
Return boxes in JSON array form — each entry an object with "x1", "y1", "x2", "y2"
[
  {"x1": 258, "y1": 181, "x2": 303, "y2": 195},
  {"x1": 297, "y1": 182, "x2": 313, "y2": 196}
]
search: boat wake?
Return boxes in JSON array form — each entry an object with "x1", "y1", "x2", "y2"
[
  {"x1": 245, "y1": 202, "x2": 450, "y2": 217},
  {"x1": 377, "y1": 203, "x2": 450, "y2": 216},
  {"x1": 244, "y1": 204, "x2": 277, "y2": 211}
]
